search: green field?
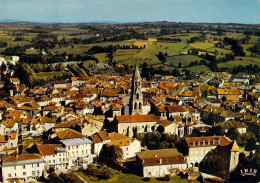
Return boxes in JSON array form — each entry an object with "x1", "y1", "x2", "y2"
[
  {"x1": 190, "y1": 42, "x2": 215, "y2": 50},
  {"x1": 166, "y1": 55, "x2": 202, "y2": 67},
  {"x1": 186, "y1": 65, "x2": 211, "y2": 73},
  {"x1": 0, "y1": 24, "x2": 259, "y2": 74},
  {"x1": 218, "y1": 56, "x2": 260, "y2": 68}
]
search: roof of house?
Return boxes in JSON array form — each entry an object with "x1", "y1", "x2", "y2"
[
  {"x1": 56, "y1": 129, "x2": 84, "y2": 140},
  {"x1": 91, "y1": 131, "x2": 110, "y2": 143},
  {"x1": 37, "y1": 144, "x2": 62, "y2": 156},
  {"x1": 214, "y1": 121, "x2": 247, "y2": 129},
  {"x1": 136, "y1": 149, "x2": 185, "y2": 166},
  {"x1": 2, "y1": 153, "x2": 42, "y2": 162},
  {"x1": 167, "y1": 105, "x2": 188, "y2": 113},
  {"x1": 117, "y1": 114, "x2": 158, "y2": 123},
  {"x1": 231, "y1": 141, "x2": 240, "y2": 152},
  {"x1": 185, "y1": 136, "x2": 232, "y2": 148}
]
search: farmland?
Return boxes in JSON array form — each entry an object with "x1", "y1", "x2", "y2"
[{"x1": 0, "y1": 22, "x2": 259, "y2": 80}]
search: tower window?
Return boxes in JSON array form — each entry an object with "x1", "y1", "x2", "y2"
[
  {"x1": 134, "y1": 103, "x2": 137, "y2": 110},
  {"x1": 137, "y1": 93, "x2": 139, "y2": 100},
  {"x1": 139, "y1": 102, "x2": 142, "y2": 110}
]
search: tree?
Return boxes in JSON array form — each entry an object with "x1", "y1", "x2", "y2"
[
  {"x1": 56, "y1": 63, "x2": 65, "y2": 71},
  {"x1": 1, "y1": 63, "x2": 7, "y2": 72},
  {"x1": 141, "y1": 62, "x2": 148, "y2": 78},
  {"x1": 47, "y1": 64, "x2": 55, "y2": 72},
  {"x1": 237, "y1": 132, "x2": 257, "y2": 151},
  {"x1": 227, "y1": 127, "x2": 240, "y2": 140},
  {"x1": 100, "y1": 145, "x2": 123, "y2": 161},
  {"x1": 172, "y1": 68, "x2": 180, "y2": 77},
  {"x1": 48, "y1": 172, "x2": 62, "y2": 182},
  {"x1": 110, "y1": 145, "x2": 123, "y2": 160},
  {"x1": 8, "y1": 63, "x2": 15, "y2": 71},
  {"x1": 209, "y1": 125, "x2": 224, "y2": 136}
]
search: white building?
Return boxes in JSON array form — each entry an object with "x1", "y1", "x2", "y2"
[
  {"x1": 2, "y1": 153, "x2": 45, "y2": 183},
  {"x1": 136, "y1": 149, "x2": 187, "y2": 178},
  {"x1": 57, "y1": 129, "x2": 95, "y2": 169},
  {"x1": 37, "y1": 144, "x2": 67, "y2": 170}
]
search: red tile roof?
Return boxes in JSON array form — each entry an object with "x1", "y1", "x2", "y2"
[
  {"x1": 117, "y1": 114, "x2": 158, "y2": 123},
  {"x1": 37, "y1": 144, "x2": 62, "y2": 156}
]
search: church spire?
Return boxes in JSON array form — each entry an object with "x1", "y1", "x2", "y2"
[
  {"x1": 130, "y1": 65, "x2": 143, "y2": 115},
  {"x1": 134, "y1": 64, "x2": 141, "y2": 79}
]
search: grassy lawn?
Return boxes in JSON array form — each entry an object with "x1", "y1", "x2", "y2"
[{"x1": 77, "y1": 171, "x2": 198, "y2": 183}]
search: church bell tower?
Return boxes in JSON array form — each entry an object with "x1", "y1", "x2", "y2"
[{"x1": 130, "y1": 65, "x2": 143, "y2": 115}]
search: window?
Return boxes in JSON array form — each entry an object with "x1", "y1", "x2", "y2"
[
  {"x1": 53, "y1": 155, "x2": 55, "y2": 157},
  {"x1": 37, "y1": 170, "x2": 40, "y2": 175},
  {"x1": 37, "y1": 163, "x2": 39, "y2": 167},
  {"x1": 23, "y1": 165, "x2": 26, "y2": 169},
  {"x1": 59, "y1": 158, "x2": 61, "y2": 162},
  {"x1": 23, "y1": 172, "x2": 26, "y2": 175},
  {"x1": 14, "y1": 166, "x2": 16, "y2": 170},
  {"x1": 53, "y1": 160, "x2": 55, "y2": 163},
  {"x1": 32, "y1": 171, "x2": 35, "y2": 175},
  {"x1": 63, "y1": 158, "x2": 65, "y2": 161},
  {"x1": 49, "y1": 160, "x2": 51, "y2": 163},
  {"x1": 32, "y1": 164, "x2": 33, "y2": 168},
  {"x1": 139, "y1": 102, "x2": 142, "y2": 110},
  {"x1": 8, "y1": 174, "x2": 11, "y2": 177}
]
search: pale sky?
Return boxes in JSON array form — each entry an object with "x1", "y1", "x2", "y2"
[{"x1": 0, "y1": 0, "x2": 259, "y2": 24}]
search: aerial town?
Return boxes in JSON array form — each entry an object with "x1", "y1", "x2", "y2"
[
  {"x1": 0, "y1": 17, "x2": 259, "y2": 183},
  {"x1": 0, "y1": 53, "x2": 258, "y2": 182}
]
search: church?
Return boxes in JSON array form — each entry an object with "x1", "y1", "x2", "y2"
[{"x1": 115, "y1": 65, "x2": 154, "y2": 137}]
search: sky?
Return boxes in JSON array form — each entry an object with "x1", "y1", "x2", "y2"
[{"x1": 0, "y1": 0, "x2": 259, "y2": 24}]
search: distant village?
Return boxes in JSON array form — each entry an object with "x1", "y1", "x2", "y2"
[{"x1": 0, "y1": 55, "x2": 259, "y2": 183}]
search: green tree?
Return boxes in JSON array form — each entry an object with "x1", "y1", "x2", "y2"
[
  {"x1": 141, "y1": 62, "x2": 148, "y2": 78},
  {"x1": 47, "y1": 64, "x2": 55, "y2": 72},
  {"x1": 227, "y1": 127, "x2": 240, "y2": 140},
  {"x1": 209, "y1": 125, "x2": 224, "y2": 136},
  {"x1": 237, "y1": 132, "x2": 257, "y2": 151},
  {"x1": 56, "y1": 63, "x2": 65, "y2": 71}
]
